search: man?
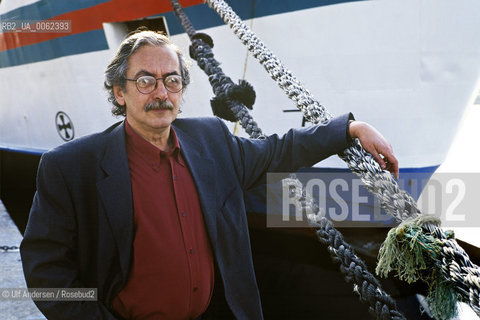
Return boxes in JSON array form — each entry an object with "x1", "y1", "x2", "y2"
[{"x1": 21, "y1": 30, "x2": 398, "y2": 319}]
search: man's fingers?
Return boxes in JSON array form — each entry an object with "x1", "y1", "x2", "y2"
[
  {"x1": 370, "y1": 145, "x2": 399, "y2": 179},
  {"x1": 371, "y1": 150, "x2": 386, "y2": 170},
  {"x1": 352, "y1": 121, "x2": 399, "y2": 179},
  {"x1": 387, "y1": 155, "x2": 399, "y2": 179},
  {"x1": 382, "y1": 150, "x2": 399, "y2": 179}
]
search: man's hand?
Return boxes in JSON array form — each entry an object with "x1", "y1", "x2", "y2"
[{"x1": 349, "y1": 121, "x2": 399, "y2": 179}]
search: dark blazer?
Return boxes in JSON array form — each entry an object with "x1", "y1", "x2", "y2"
[{"x1": 21, "y1": 115, "x2": 351, "y2": 320}]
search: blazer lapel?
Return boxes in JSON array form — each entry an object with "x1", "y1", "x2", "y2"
[
  {"x1": 96, "y1": 122, "x2": 134, "y2": 281},
  {"x1": 174, "y1": 125, "x2": 218, "y2": 247}
]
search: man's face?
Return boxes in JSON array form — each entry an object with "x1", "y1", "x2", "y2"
[{"x1": 114, "y1": 45, "x2": 183, "y2": 137}]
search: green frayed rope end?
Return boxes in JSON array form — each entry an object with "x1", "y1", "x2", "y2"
[
  {"x1": 376, "y1": 215, "x2": 459, "y2": 320},
  {"x1": 376, "y1": 215, "x2": 441, "y2": 283},
  {"x1": 424, "y1": 272, "x2": 460, "y2": 320}
]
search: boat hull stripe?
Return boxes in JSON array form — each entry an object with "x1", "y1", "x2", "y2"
[
  {"x1": 0, "y1": 0, "x2": 364, "y2": 68},
  {"x1": 0, "y1": 30, "x2": 108, "y2": 67}
]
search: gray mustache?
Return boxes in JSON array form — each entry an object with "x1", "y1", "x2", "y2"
[{"x1": 144, "y1": 100, "x2": 174, "y2": 112}]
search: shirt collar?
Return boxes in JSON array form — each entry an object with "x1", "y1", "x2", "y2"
[{"x1": 125, "y1": 120, "x2": 184, "y2": 166}]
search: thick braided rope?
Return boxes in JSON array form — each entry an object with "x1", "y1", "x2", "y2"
[
  {"x1": 316, "y1": 218, "x2": 406, "y2": 320},
  {"x1": 170, "y1": 0, "x2": 263, "y2": 139},
  {"x1": 204, "y1": 6, "x2": 332, "y2": 126},
  {"x1": 440, "y1": 244, "x2": 480, "y2": 316},
  {"x1": 284, "y1": 176, "x2": 406, "y2": 320},
  {"x1": 204, "y1": 0, "x2": 480, "y2": 318},
  {"x1": 169, "y1": 1, "x2": 406, "y2": 318},
  {"x1": 204, "y1": 0, "x2": 420, "y2": 223},
  {"x1": 422, "y1": 224, "x2": 480, "y2": 316}
]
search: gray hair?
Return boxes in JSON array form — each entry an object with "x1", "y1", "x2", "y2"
[{"x1": 104, "y1": 29, "x2": 191, "y2": 117}]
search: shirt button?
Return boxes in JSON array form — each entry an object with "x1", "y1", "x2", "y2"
[
  {"x1": 193, "y1": 287, "x2": 198, "y2": 292},
  {"x1": 189, "y1": 249, "x2": 194, "y2": 254},
  {"x1": 181, "y1": 211, "x2": 186, "y2": 217},
  {"x1": 173, "y1": 175, "x2": 177, "y2": 180}
]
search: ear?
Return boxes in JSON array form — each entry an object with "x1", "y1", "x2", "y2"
[{"x1": 113, "y1": 85, "x2": 126, "y2": 106}]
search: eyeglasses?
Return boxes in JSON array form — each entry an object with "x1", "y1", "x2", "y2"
[{"x1": 124, "y1": 74, "x2": 184, "y2": 94}]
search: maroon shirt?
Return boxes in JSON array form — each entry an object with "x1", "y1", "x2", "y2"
[{"x1": 112, "y1": 121, "x2": 214, "y2": 320}]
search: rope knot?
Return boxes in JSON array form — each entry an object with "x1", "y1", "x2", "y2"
[
  {"x1": 210, "y1": 80, "x2": 256, "y2": 122},
  {"x1": 376, "y1": 215, "x2": 460, "y2": 319},
  {"x1": 189, "y1": 32, "x2": 215, "y2": 58}
]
